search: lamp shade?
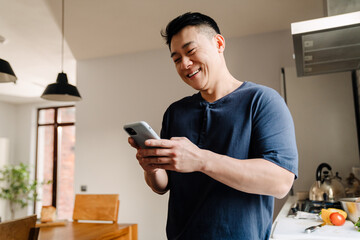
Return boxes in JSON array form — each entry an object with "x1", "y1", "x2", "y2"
[
  {"x1": 0, "y1": 58, "x2": 17, "y2": 83},
  {"x1": 41, "y1": 72, "x2": 81, "y2": 101}
]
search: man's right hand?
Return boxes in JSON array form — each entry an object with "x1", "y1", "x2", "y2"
[
  {"x1": 128, "y1": 137, "x2": 163, "y2": 174},
  {"x1": 128, "y1": 137, "x2": 169, "y2": 194}
]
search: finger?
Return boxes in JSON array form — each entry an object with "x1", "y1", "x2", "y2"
[
  {"x1": 149, "y1": 163, "x2": 173, "y2": 171},
  {"x1": 137, "y1": 150, "x2": 171, "y2": 161},
  {"x1": 141, "y1": 156, "x2": 173, "y2": 165},
  {"x1": 136, "y1": 151, "x2": 144, "y2": 161},
  {"x1": 128, "y1": 137, "x2": 139, "y2": 149},
  {"x1": 145, "y1": 139, "x2": 174, "y2": 148},
  {"x1": 170, "y1": 136, "x2": 184, "y2": 141},
  {"x1": 138, "y1": 161, "x2": 160, "y2": 172},
  {"x1": 139, "y1": 148, "x2": 172, "y2": 158},
  {"x1": 140, "y1": 161, "x2": 169, "y2": 172}
]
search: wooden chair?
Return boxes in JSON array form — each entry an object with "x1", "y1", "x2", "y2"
[
  {"x1": 0, "y1": 214, "x2": 39, "y2": 240},
  {"x1": 72, "y1": 194, "x2": 120, "y2": 223}
]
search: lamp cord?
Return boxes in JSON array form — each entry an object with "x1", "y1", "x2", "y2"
[{"x1": 61, "y1": 0, "x2": 64, "y2": 73}]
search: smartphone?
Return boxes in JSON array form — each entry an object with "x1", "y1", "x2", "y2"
[{"x1": 123, "y1": 121, "x2": 160, "y2": 149}]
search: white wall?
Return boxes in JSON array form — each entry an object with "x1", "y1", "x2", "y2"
[
  {"x1": 226, "y1": 30, "x2": 295, "y2": 92},
  {"x1": 0, "y1": 138, "x2": 10, "y2": 221},
  {"x1": 0, "y1": 101, "x2": 17, "y2": 164},
  {"x1": 75, "y1": 30, "x2": 297, "y2": 240},
  {"x1": 284, "y1": 67, "x2": 359, "y2": 192},
  {"x1": 0, "y1": 101, "x2": 17, "y2": 220}
]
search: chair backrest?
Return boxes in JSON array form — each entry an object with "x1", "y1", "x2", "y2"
[
  {"x1": 72, "y1": 194, "x2": 119, "y2": 223},
  {"x1": 0, "y1": 214, "x2": 38, "y2": 240}
]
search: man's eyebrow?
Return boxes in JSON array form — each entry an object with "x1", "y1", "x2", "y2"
[{"x1": 170, "y1": 41, "x2": 195, "y2": 58}]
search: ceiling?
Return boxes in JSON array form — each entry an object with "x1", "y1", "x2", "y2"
[{"x1": 0, "y1": 0, "x2": 325, "y2": 104}]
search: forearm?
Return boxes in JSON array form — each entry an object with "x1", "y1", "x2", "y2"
[
  {"x1": 200, "y1": 150, "x2": 294, "y2": 199},
  {"x1": 140, "y1": 137, "x2": 295, "y2": 198},
  {"x1": 144, "y1": 169, "x2": 169, "y2": 195}
]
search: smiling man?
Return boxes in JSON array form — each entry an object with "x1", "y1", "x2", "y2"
[{"x1": 128, "y1": 12, "x2": 298, "y2": 240}]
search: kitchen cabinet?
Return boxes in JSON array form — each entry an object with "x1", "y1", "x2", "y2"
[{"x1": 271, "y1": 196, "x2": 360, "y2": 239}]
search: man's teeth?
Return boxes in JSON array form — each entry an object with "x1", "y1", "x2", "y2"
[{"x1": 188, "y1": 69, "x2": 200, "y2": 78}]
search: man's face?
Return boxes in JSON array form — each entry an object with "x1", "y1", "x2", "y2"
[{"x1": 170, "y1": 26, "x2": 221, "y2": 91}]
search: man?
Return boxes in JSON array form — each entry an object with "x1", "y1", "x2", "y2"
[{"x1": 129, "y1": 12, "x2": 298, "y2": 240}]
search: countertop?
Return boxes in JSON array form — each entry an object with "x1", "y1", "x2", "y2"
[{"x1": 270, "y1": 196, "x2": 360, "y2": 240}]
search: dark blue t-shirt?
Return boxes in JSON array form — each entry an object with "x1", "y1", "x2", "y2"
[{"x1": 161, "y1": 82, "x2": 298, "y2": 240}]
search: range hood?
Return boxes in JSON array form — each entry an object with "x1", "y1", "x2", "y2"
[{"x1": 291, "y1": 11, "x2": 360, "y2": 77}]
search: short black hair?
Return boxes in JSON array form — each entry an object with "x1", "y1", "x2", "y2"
[{"x1": 161, "y1": 12, "x2": 221, "y2": 48}]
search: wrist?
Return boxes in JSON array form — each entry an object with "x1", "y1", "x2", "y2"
[
  {"x1": 198, "y1": 149, "x2": 211, "y2": 173},
  {"x1": 144, "y1": 169, "x2": 168, "y2": 195}
]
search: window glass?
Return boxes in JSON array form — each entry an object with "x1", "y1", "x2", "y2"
[
  {"x1": 36, "y1": 125, "x2": 54, "y2": 209},
  {"x1": 57, "y1": 107, "x2": 75, "y2": 123},
  {"x1": 56, "y1": 126, "x2": 75, "y2": 220},
  {"x1": 38, "y1": 109, "x2": 55, "y2": 124}
]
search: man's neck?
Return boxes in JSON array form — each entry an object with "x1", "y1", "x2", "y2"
[{"x1": 200, "y1": 75, "x2": 242, "y2": 103}]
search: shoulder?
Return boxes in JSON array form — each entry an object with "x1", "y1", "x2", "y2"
[
  {"x1": 232, "y1": 82, "x2": 285, "y2": 112},
  {"x1": 240, "y1": 82, "x2": 282, "y2": 101},
  {"x1": 239, "y1": 82, "x2": 288, "y2": 118}
]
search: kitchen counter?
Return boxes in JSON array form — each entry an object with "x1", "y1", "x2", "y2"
[{"x1": 270, "y1": 196, "x2": 360, "y2": 239}]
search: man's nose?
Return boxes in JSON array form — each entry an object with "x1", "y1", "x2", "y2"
[{"x1": 180, "y1": 57, "x2": 192, "y2": 70}]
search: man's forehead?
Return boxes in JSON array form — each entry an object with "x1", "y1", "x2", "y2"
[{"x1": 170, "y1": 27, "x2": 197, "y2": 48}]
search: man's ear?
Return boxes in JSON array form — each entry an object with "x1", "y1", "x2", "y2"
[{"x1": 215, "y1": 34, "x2": 225, "y2": 53}]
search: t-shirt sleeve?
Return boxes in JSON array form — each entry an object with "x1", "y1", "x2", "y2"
[
  {"x1": 251, "y1": 88, "x2": 298, "y2": 178},
  {"x1": 160, "y1": 107, "x2": 170, "y2": 139}
]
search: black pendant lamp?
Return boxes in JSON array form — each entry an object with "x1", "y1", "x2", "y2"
[
  {"x1": 41, "y1": 72, "x2": 81, "y2": 101},
  {"x1": 41, "y1": 0, "x2": 81, "y2": 101},
  {"x1": 0, "y1": 58, "x2": 17, "y2": 83}
]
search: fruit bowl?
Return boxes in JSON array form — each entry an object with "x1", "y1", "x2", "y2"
[{"x1": 339, "y1": 197, "x2": 360, "y2": 223}]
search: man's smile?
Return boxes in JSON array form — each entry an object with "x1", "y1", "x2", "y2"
[{"x1": 187, "y1": 68, "x2": 201, "y2": 78}]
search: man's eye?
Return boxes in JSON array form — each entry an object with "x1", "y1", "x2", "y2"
[
  {"x1": 174, "y1": 58, "x2": 181, "y2": 63},
  {"x1": 187, "y1": 48, "x2": 195, "y2": 54}
]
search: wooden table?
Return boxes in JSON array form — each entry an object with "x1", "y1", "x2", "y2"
[{"x1": 38, "y1": 222, "x2": 137, "y2": 240}]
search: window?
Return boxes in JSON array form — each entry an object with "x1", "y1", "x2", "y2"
[{"x1": 35, "y1": 105, "x2": 76, "y2": 220}]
